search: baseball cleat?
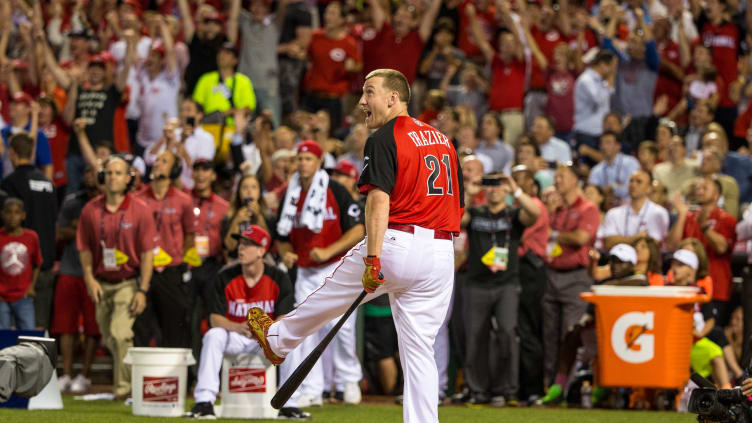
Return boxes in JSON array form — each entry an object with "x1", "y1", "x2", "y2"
[{"x1": 247, "y1": 307, "x2": 285, "y2": 365}]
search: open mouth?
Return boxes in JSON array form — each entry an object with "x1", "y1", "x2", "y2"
[{"x1": 363, "y1": 110, "x2": 372, "y2": 120}]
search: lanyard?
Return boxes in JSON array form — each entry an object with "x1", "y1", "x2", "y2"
[
  {"x1": 488, "y1": 207, "x2": 512, "y2": 248},
  {"x1": 193, "y1": 196, "x2": 213, "y2": 235},
  {"x1": 553, "y1": 202, "x2": 575, "y2": 232},
  {"x1": 623, "y1": 201, "x2": 650, "y2": 235},
  {"x1": 146, "y1": 192, "x2": 170, "y2": 235},
  {"x1": 100, "y1": 202, "x2": 126, "y2": 249}
]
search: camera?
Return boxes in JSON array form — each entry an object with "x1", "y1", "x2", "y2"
[
  {"x1": 688, "y1": 373, "x2": 752, "y2": 422},
  {"x1": 186, "y1": 116, "x2": 196, "y2": 127},
  {"x1": 242, "y1": 197, "x2": 254, "y2": 207}
]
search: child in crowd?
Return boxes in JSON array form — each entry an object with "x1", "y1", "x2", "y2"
[{"x1": 0, "y1": 198, "x2": 43, "y2": 330}]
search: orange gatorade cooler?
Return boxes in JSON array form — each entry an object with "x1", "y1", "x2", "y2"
[{"x1": 581, "y1": 286, "x2": 709, "y2": 389}]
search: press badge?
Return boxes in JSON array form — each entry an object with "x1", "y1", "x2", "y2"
[
  {"x1": 195, "y1": 235, "x2": 210, "y2": 257},
  {"x1": 547, "y1": 241, "x2": 562, "y2": 258},
  {"x1": 103, "y1": 247, "x2": 117, "y2": 270},
  {"x1": 481, "y1": 246, "x2": 509, "y2": 273}
]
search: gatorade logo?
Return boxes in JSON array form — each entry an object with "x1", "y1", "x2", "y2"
[{"x1": 611, "y1": 311, "x2": 655, "y2": 364}]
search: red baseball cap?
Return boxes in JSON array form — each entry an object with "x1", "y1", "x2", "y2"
[
  {"x1": 150, "y1": 41, "x2": 166, "y2": 57},
  {"x1": 233, "y1": 225, "x2": 271, "y2": 252},
  {"x1": 11, "y1": 92, "x2": 33, "y2": 105},
  {"x1": 88, "y1": 53, "x2": 106, "y2": 66},
  {"x1": 334, "y1": 160, "x2": 359, "y2": 180},
  {"x1": 98, "y1": 50, "x2": 117, "y2": 64},
  {"x1": 297, "y1": 140, "x2": 323, "y2": 159},
  {"x1": 204, "y1": 11, "x2": 223, "y2": 23}
]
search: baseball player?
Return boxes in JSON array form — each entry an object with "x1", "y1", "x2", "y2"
[
  {"x1": 248, "y1": 68, "x2": 463, "y2": 422},
  {"x1": 185, "y1": 225, "x2": 298, "y2": 419}
]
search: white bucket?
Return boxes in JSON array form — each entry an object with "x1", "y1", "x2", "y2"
[
  {"x1": 219, "y1": 353, "x2": 277, "y2": 419},
  {"x1": 123, "y1": 347, "x2": 196, "y2": 417}
]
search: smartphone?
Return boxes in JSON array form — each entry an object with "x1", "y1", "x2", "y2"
[{"x1": 186, "y1": 116, "x2": 196, "y2": 127}]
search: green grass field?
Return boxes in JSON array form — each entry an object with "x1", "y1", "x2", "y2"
[{"x1": 0, "y1": 397, "x2": 700, "y2": 422}]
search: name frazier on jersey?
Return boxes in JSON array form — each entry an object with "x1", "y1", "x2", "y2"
[
  {"x1": 406, "y1": 130, "x2": 452, "y2": 148},
  {"x1": 228, "y1": 299, "x2": 275, "y2": 319}
]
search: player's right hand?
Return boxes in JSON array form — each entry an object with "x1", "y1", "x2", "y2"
[{"x1": 362, "y1": 256, "x2": 386, "y2": 293}]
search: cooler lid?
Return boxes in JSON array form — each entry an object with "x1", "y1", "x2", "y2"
[{"x1": 590, "y1": 285, "x2": 700, "y2": 296}]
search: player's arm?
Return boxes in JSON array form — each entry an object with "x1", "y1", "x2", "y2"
[
  {"x1": 210, "y1": 313, "x2": 251, "y2": 336},
  {"x1": 368, "y1": 0, "x2": 387, "y2": 32},
  {"x1": 503, "y1": 175, "x2": 540, "y2": 226},
  {"x1": 365, "y1": 189, "x2": 390, "y2": 257}
]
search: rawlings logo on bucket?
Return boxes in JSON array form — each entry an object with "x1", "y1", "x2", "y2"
[
  {"x1": 229, "y1": 368, "x2": 266, "y2": 393},
  {"x1": 142, "y1": 376, "x2": 179, "y2": 402}
]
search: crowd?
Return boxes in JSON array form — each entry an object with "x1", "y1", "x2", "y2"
[{"x1": 1, "y1": 0, "x2": 752, "y2": 416}]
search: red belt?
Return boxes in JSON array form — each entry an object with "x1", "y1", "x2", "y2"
[{"x1": 387, "y1": 223, "x2": 453, "y2": 240}]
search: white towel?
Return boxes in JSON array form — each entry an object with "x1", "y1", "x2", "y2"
[{"x1": 277, "y1": 169, "x2": 329, "y2": 236}]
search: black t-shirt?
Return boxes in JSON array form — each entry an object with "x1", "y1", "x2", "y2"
[
  {"x1": 68, "y1": 84, "x2": 122, "y2": 156},
  {"x1": 466, "y1": 205, "x2": 523, "y2": 285},
  {"x1": 279, "y1": 1, "x2": 312, "y2": 48},
  {"x1": 0, "y1": 165, "x2": 57, "y2": 270},
  {"x1": 58, "y1": 190, "x2": 92, "y2": 277},
  {"x1": 184, "y1": 34, "x2": 227, "y2": 95},
  {"x1": 210, "y1": 263, "x2": 294, "y2": 322}
]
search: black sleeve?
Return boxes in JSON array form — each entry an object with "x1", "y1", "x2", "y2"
[
  {"x1": 0, "y1": 177, "x2": 19, "y2": 199},
  {"x1": 358, "y1": 124, "x2": 397, "y2": 194},
  {"x1": 209, "y1": 265, "x2": 241, "y2": 319},
  {"x1": 705, "y1": 326, "x2": 729, "y2": 348},
  {"x1": 267, "y1": 265, "x2": 295, "y2": 316},
  {"x1": 700, "y1": 301, "x2": 717, "y2": 322},
  {"x1": 511, "y1": 207, "x2": 524, "y2": 239},
  {"x1": 329, "y1": 179, "x2": 363, "y2": 234}
]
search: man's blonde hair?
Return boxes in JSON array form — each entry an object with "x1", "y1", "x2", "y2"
[{"x1": 365, "y1": 69, "x2": 410, "y2": 103}]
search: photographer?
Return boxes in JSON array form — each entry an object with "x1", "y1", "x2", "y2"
[
  {"x1": 461, "y1": 172, "x2": 541, "y2": 406},
  {"x1": 145, "y1": 99, "x2": 216, "y2": 189}
]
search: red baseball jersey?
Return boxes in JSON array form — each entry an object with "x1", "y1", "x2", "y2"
[
  {"x1": 529, "y1": 26, "x2": 566, "y2": 90},
  {"x1": 210, "y1": 263, "x2": 294, "y2": 323},
  {"x1": 682, "y1": 207, "x2": 737, "y2": 301},
  {"x1": 77, "y1": 194, "x2": 158, "y2": 280},
  {"x1": 276, "y1": 179, "x2": 364, "y2": 268},
  {"x1": 700, "y1": 21, "x2": 740, "y2": 107},
  {"x1": 358, "y1": 116, "x2": 464, "y2": 233},
  {"x1": 136, "y1": 185, "x2": 197, "y2": 267},
  {"x1": 0, "y1": 228, "x2": 42, "y2": 302},
  {"x1": 489, "y1": 54, "x2": 526, "y2": 111},
  {"x1": 360, "y1": 22, "x2": 425, "y2": 84}
]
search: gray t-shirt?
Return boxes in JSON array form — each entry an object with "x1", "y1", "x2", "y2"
[{"x1": 238, "y1": 10, "x2": 279, "y2": 95}]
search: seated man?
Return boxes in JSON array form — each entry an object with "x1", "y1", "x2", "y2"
[{"x1": 185, "y1": 226, "x2": 298, "y2": 419}]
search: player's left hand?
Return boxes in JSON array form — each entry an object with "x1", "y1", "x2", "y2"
[
  {"x1": 362, "y1": 256, "x2": 386, "y2": 293},
  {"x1": 310, "y1": 247, "x2": 332, "y2": 263}
]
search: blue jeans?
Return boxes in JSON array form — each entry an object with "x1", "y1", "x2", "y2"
[{"x1": 0, "y1": 297, "x2": 36, "y2": 330}]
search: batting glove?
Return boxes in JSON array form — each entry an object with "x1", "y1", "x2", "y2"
[{"x1": 362, "y1": 256, "x2": 386, "y2": 293}]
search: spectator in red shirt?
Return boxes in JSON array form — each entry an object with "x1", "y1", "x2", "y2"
[
  {"x1": 653, "y1": 16, "x2": 687, "y2": 118},
  {"x1": 38, "y1": 96, "x2": 69, "y2": 193},
  {"x1": 697, "y1": 0, "x2": 742, "y2": 143},
  {"x1": 77, "y1": 155, "x2": 156, "y2": 399},
  {"x1": 456, "y1": 0, "x2": 497, "y2": 61},
  {"x1": 667, "y1": 176, "x2": 737, "y2": 326},
  {"x1": 468, "y1": 2, "x2": 526, "y2": 146},
  {"x1": 362, "y1": 0, "x2": 441, "y2": 85},
  {"x1": 134, "y1": 150, "x2": 197, "y2": 349},
  {"x1": 0, "y1": 198, "x2": 42, "y2": 330},
  {"x1": 301, "y1": 2, "x2": 362, "y2": 132}
]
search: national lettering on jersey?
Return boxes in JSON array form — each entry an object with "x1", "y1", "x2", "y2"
[
  {"x1": 211, "y1": 264, "x2": 295, "y2": 324},
  {"x1": 358, "y1": 116, "x2": 464, "y2": 234}
]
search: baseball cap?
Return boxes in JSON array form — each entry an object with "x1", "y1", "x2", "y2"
[
  {"x1": 193, "y1": 158, "x2": 213, "y2": 169},
  {"x1": 511, "y1": 164, "x2": 534, "y2": 177},
  {"x1": 271, "y1": 148, "x2": 296, "y2": 162},
  {"x1": 672, "y1": 249, "x2": 698, "y2": 270},
  {"x1": 204, "y1": 10, "x2": 222, "y2": 23},
  {"x1": 88, "y1": 53, "x2": 106, "y2": 66},
  {"x1": 609, "y1": 243, "x2": 637, "y2": 265},
  {"x1": 150, "y1": 41, "x2": 166, "y2": 57},
  {"x1": 11, "y1": 92, "x2": 33, "y2": 105},
  {"x1": 98, "y1": 50, "x2": 118, "y2": 65},
  {"x1": 297, "y1": 140, "x2": 323, "y2": 159},
  {"x1": 11, "y1": 59, "x2": 28, "y2": 70},
  {"x1": 233, "y1": 225, "x2": 271, "y2": 252},
  {"x1": 333, "y1": 160, "x2": 359, "y2": 179}
]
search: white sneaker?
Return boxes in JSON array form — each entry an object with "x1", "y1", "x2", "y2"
[
  {"x1": 343, "y1": 382, "x2": 361, "y2": 405},
  {"x1": 69, "y1": 374, "x2": 92, "y2": 394},
  {"x1": 58, "y1": 374, "x2": 72, "y2": 393},
  {"x1": 297, "y1": 395, "x2": 323, "y2": 408}
]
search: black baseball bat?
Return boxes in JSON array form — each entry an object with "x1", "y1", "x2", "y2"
[{"x1": 271, "y1": 289, "x2": 369, "y2": 409}]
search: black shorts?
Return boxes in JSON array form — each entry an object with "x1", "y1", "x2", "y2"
[{"x1": 364, "y1": 315, "x2": 399, "y2": 361}]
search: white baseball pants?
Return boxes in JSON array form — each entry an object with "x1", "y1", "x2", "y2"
[
  {"x1": 281, "y1": 263, "x2": 362, "y2": 406},
  {"x1": 194, "y1": 327, "x2": 261, "y2": 403},
  {"x1": 268, "y1": 226, "x2": 454, "y2": 422}
]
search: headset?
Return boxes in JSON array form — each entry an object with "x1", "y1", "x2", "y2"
[
  {"x1": 168, "y1": 150, "x2": 183, "y2": 180},
  {"x1": 98, "y1": 153, "x2": 136, "y2": 192}
]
